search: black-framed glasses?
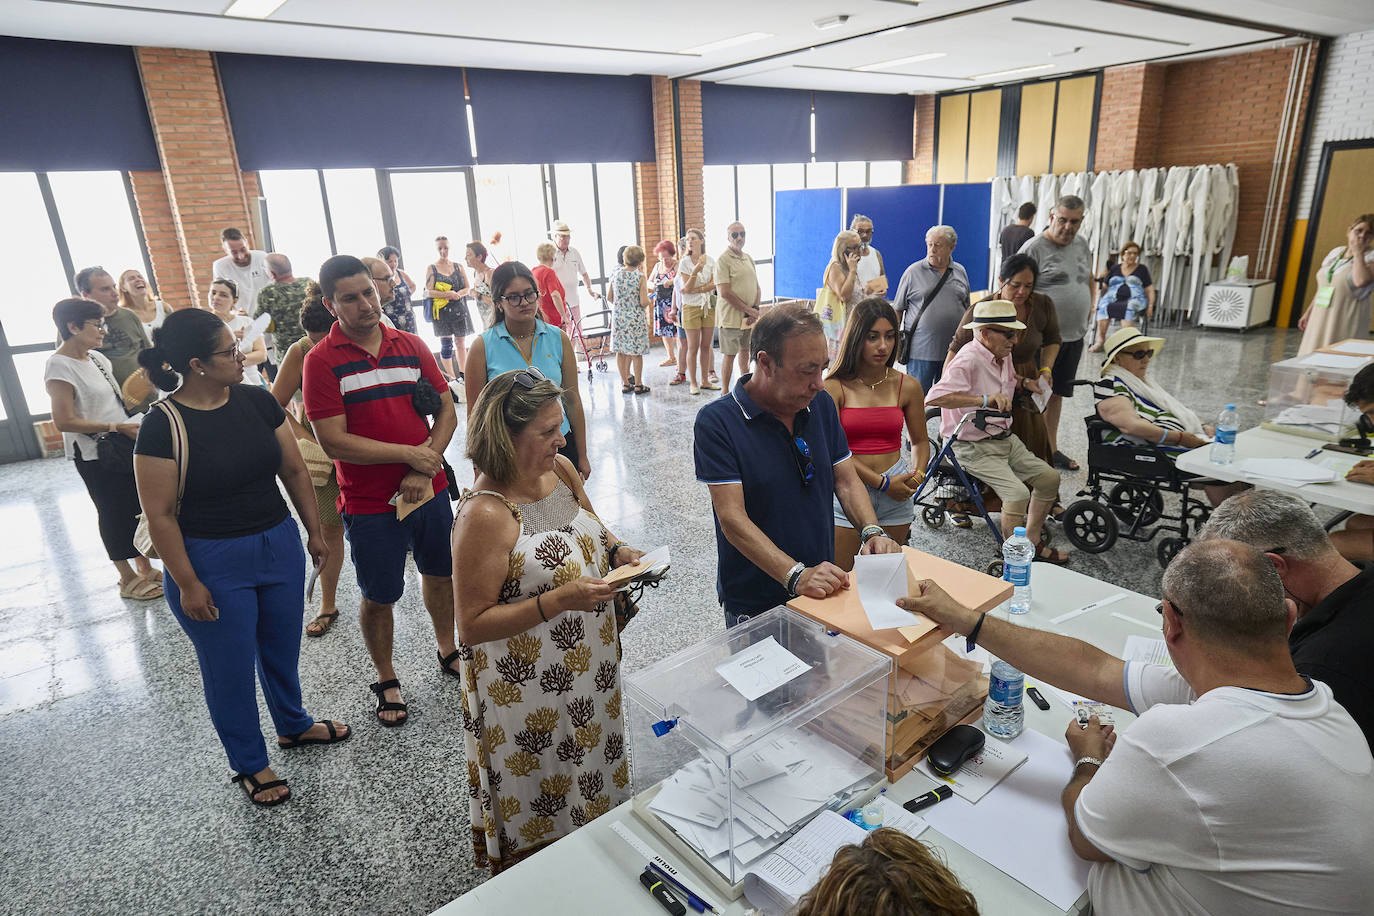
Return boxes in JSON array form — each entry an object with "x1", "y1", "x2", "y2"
[
  {"x1": 791, "y1": 435, "x2": 815, "y2": 488},
  {"x1": 855, "y1": 228, "x2": 874, "y2": 236},
  {"x1": 1155, "y1": 598, "x2": 1182, "y2": 617},
  {"x1": 84, "y1": 319, "x2": 108, "y2": 332},
  {"x1": 498, "y1": 289, "x2": 540, "y2": 307},
  {"x1": 1124, "y1": 349, "x2": 1154, "y2": 360},
  {"x1": 986, "y1": 327, "x2": 1018, "y2": 339},
  {"x1": 371, "y1": 273, "x2": 393, "y2": 284},
  {"x1": 730, "y1": 231, "x2": 746, "y2": 239},
  {"x1": 512, "y1": 366, "x2": 548, "y2": 390},
  {"x1": 211, "y1": 344, "x2": 242, "y2": 360}
]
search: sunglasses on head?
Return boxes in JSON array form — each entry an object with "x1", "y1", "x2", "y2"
[
  {"x1": 791, "y1": 435, "x2": 815, "y2": 488},
  {"x1": 512, "y1": 366, "x2": 548, "y2": 390}
]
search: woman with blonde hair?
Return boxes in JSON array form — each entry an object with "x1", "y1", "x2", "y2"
[
  {"x1": 452, "y1": 368, "x2": 642, "y2": 874},
  {"x1": 676, "y1": 228, "x2": 717, "y2": 395},
  {"x1": 820, "y1": 230, "x2": 864, "y2": 357},
  {"x1": 118, "y1": 269, "x2": 168, "y2": 339},
  {"x1": 793, "y1": 827, "x2": 979, "y2": 916},
  {"x1": 1298, "y1": 213, "x2": 1374, "y2": 356},
  {"x1": 610, "y1": 245, "x2": 652, "y2": 394}
]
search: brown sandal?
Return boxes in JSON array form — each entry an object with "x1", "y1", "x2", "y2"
[
  {"x1": 1034, "y1": 543, "x2": 1070, "y2": 565},
  {"x1": 305, "y1": 610, "x2": 338, "y2": 638}
]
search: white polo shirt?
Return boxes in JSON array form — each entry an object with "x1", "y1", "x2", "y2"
[
  {"x1": 1075, "y1": 663, "x2": 1374, "y2": 916},
  {"x1": 552, "y1": 246, "x2": 590, "y2": 308}
]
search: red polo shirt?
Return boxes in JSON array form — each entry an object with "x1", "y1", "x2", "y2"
[
  {"x1": 532, "y1": 264, "x2": 567, "y2": 326},
  {"x1": 302, "y1": 322, "x2": 449, "y2": 515}
]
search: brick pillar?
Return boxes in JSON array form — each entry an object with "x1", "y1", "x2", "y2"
[
  {"x1": 128, "y1": 170, "x2": 193, "y2": 310},
  {"x1": 677, "y1": 80, "x2": 704, "y2": 232},
  {"x1": 634, "y1": 162, "x2": 661, "y2": 258},
  {"x1": 134, "y1": 47, "x2": 254, "y2": 310},
  {"x1": 1094, "y1": 63, "x2": 1164, "y2": 171},
  {"x1": 649, "y1": 76, "x2": 681, "y2": 248},
  {"x1": 907, "y1": 95, "x2": 936, "y2": 184}
]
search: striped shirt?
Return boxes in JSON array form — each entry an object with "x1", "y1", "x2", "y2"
[
  {"x1": 303, "y1": 322, "x2": 449, "y2": 514},
  {"x1": 1093, "y1": 377, "x2": 1186, "y2": 450}
]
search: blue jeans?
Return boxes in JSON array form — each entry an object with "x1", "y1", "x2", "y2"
[
  {"x1": 907, "y1": 358, "x2": 943, "y2": 392},
  {"x1": 165, "y1": 517, "x2": 312, "y2": 774}
]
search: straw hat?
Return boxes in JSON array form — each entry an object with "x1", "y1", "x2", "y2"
[
  {"x1": 961, "y1": 299, "x2": 1026, "y2": 331},
  {"x1": 552, "y1": 220, "x2": 572, "y2": 235},
  {"x1": 1100, "y1": 327, "x2": 1165, "y2": 376}
]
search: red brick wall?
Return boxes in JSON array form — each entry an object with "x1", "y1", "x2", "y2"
[
  {"x1": 1150, "y1": 45, "x2": 1317, "y2": 272},
  {"x1": 649, "y1": 76, "x2": 679, "y2": 250},
  {"x1": 127, "y1": 170, "x2": 192, "y2": 310},
  {"x1": 1095, "y1": 63, "x2": 1164, "y2": 171},
  {"x1": 678, "y1": 80, "x2": 704, "y2": 231},
  {"x1": 134, "y1": 47, "x2": 253, "y2": 309},
  {"x1": 907, "y1": 95, "x2": 936, "y2": 184}
]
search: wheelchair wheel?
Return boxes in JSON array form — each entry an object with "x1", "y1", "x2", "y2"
[
  {"x1": 1157, "y1": 537, "x2": 1185, "y2": 568},
  {"x1": 1107, "y1": 484, "x2": 1164, "y2": 527},
  {"x1": 1063, "y1": 500, "x2": 1118, "y2": 554},
  {"x1": 1187, "y1": 503, "x2": 1211, "y2": 533},
  {"x1": 985, "y1": 559, "x2": 1005, "y2": 578},
  {"x1": 921, "y1": 506, "x2": 945, "y2": 529}
]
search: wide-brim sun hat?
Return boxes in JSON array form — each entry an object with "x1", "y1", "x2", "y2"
[
  {"x1": 962, "y1": 299, "x2": 1026, "y2": 331},
  {"x1": 1101, "y1": 326, "x2": 1165, "y2": 376},
  {"x1": 552, "y1": 220, "x2": 572, "y2": 234}
]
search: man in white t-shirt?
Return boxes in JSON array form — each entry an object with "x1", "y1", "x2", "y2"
[
  {"x1": 212, "y1": 227, "x2": 270, "y2": 322},
  {"x1": 899, "y1": 539, "x2": 1374, "y2": 916},
  {"x1": 850, "y1": 214, "x2": 887, "y2": 298},
  {"x1": 550, "y1": 220, "x2": 600, "y2": 337}
]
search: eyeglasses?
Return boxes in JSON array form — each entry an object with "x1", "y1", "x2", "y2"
[
  {"x1": 210, "y1": 344, "x2": 242, "y2": 360},
  {"x1": 371, "y1": 273, "x2": 392, "y2": 283},
  {"x1": 498, "y1": 289, "x2": 540, "y2": 307},
  {"x1": 730, "y1": 231, "x2": 746, "y2": 239},
  {"x1": 512, "y1": 366, "x2": 548, "y2": 390},
  {"x1": 855, "y1": 228, "x2": 874, "y2": 236},
  {"x1": 986, "y1": 327, "x2": 1018, "y2": 339},
  {"x1": 791, "y1": 435, "x2": 815, "y2": 488},
  {"x1": 1124, "y1": 349, "x2": 1154, "y2": 360},
  {"x1": 843, "y1": 247, "x2": 860, "y2": 255},
  {"x1": 84, "y1": 320, "x2": 108, "y2": 331},
  {"x1": 1155, "y1": 598, "x2": 1183, "y2": 617}
]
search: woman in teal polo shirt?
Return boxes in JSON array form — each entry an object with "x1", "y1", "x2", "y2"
[{"x1": 463, "y1": 261, "x2": 592, "y2": 479}]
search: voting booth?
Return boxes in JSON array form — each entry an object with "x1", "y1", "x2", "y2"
[
  {"x1": 1260, "y1": 348, "x2": 1372, "y2": 442},
  {"x1": 624, "y1": 607, "x2": 889, "y2": 899},
  {"x1": 789, "y1": 547, "x2": 1011, "y2": 781}
]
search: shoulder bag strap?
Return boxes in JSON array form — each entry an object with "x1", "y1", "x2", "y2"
[
  {"x1": 91, "y1": 354, "x2": 134, "y2": 417},
  {"x1": 157, "y1": 401, "x2": 189, "y2": 512},
  {"x1": 908, "y1": 267, "x2": 954, "y2": 333}
]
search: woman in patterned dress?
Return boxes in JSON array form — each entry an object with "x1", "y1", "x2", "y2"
[
  {"x1": 377, "y1": 246, "x2": 417, "y2": 333},
  {"x1": 610, "y1": 245, "x2": 651, "y2": 394},
  {"x1": 453, "y1": 368, "x2": 644, "y2": 875},
  {"x1": 648, "y1": 240, "x2": 680, "y2": 374}
]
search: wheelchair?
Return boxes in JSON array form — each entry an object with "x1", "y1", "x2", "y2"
[
  {"x1": 911, "y1": 407, "x2": 1054, "y2": 577},
  {"x1": 1061, "y1": 414, "x2": 1211, "y2": 568}
]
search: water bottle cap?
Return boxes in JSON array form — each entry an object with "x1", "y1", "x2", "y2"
[
  {"x1": 1225, "y1": 404, "x2": 1235, "y2": 410},
  {"x1": 1013, "y1": 526, "x2": 1026, "y2": 536}
]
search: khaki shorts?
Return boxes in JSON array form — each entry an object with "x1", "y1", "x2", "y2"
[
  {"x1": 682, "y1": 304, "x2": 715, "y2": 331},
  {"x1": 719, "y1": 326, "x2": 752, "y2": 356},
  {"x1": 951, "y1": 435, "x2": 1059, "y2": 511}
]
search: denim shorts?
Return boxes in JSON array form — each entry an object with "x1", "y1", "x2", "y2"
[
  {"x1": 833, "y1": 459, "x2": 916, "y2": 528},
  {"x1": 342, "y1": 495, "x2": 454, "y2": 605}
]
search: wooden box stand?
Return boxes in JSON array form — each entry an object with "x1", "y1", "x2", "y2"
[{"x1": 787, "y1": 547, "x2": 1012, "y2": 781}]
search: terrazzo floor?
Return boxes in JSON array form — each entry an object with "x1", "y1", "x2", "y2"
[{"x1": 0, "y1": 323, "x2": 1320, "y2": 915}]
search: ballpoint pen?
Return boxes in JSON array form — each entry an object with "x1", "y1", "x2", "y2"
[
  {"x1": 648, "y1": 861, "x2": 718, "y2": 914},
  {"x1": 640, "y1": 868, "x2": 686, "y2": 915}
]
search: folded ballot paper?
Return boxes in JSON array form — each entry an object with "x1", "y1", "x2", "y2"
[
  {"x1": 852, "y1": 552, "x2": 920, "y2": 630},
  {"x1": 645, "y1": 727, "x2": 876, "y2": 878}
]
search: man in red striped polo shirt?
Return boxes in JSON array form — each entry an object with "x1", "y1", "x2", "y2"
[{"x1": 304, "y1": 255, "x2": 459, "y2": 727}]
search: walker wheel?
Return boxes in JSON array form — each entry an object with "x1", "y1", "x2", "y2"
[
  {"x1": 921, "y1": 506, "x2": 945, "y2": 529},
  {"x1": 985, "y1": 559, "x2": 1005, "y2": 578}
]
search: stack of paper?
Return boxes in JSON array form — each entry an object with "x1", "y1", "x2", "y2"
[
  {"x1": 646, "y1": 727, "x2": 877, "y2": 874},
  {"x1": 1271, "y1": 403, "x2": 1348, "y2": 434},
  {"x1": 1123, "y1": 635, "x2": 1173, "y2": 668},
  {"x1": 1234, "y1": 457, "x2": 1337, "y2": 485}
]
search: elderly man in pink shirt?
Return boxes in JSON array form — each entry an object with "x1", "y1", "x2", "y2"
[{"x1": 926, "y1": 300, "x2": 1067, "y2": 563}]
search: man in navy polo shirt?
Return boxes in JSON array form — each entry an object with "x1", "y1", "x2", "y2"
[
  {"x1": 694, "y1": 304, "x2": 902, "y2": 626},
  {"x1": 303, "y1": 255, "x2": 459, "y2": 727}
]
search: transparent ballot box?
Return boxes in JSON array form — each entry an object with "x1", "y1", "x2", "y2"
[
  {"x1": 1260, "y1": 353, "x2": 1369, "y2": 442},
  {"x1": 789, "y1": 547, "x2": 1009, "y2": 780},
  {"x1": 624, "y1": 607, "x2": 889, "y2": 898}
]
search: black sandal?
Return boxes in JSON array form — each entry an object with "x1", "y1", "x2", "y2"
[
  {"x1": 369, "y1": 678, "x2": 409, "y2": 727},
  {"x1": 232, "y1": 771, "x2": 289, "y2": 807},
  {"x1": 623, "y1": 374, "x2": 635, "y2": 394},
  {"x1": 438, "y1": 648, "x2": 463, "y2": 679},
  {"x1": 277, "y1": 720, "x2": 352, "y2": 749},
  {"x1": 634, "y1": 384, "x2": 651, "y2": 394}
]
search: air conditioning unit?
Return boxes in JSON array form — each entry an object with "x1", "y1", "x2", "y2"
[{"x1": 1197, "y1": 280, "x2": 1275, "y2": 330}]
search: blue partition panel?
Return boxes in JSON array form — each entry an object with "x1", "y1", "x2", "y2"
[
  {"x1": 773, "y1": 188, "x2": 844, "y2": 301},
  {"x1": 846, "y1": 185, "x2": 941, "y2": 288},
  {"x1": 940, "y1": 182, "x2": 994, "y2": 292}
]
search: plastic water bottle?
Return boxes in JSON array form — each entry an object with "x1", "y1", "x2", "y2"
[
  {"x1": 1002, "y1": 526, "x2": 1034, "y2": 615},
  {"x1": 1211, "y1": 404, "x2": 1239, "y2": 465},
  {"x1": 984, "y1": 660, "x2": 1025, "y2": 739}
]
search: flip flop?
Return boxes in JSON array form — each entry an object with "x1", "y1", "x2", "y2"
[
  {"x1": 305, "y1": 610, "x2": 338, "y2": 638},
  {"x1": 278, "y1": 720, "x2": 352, "y2": 749},
  {"x1": 232, "y1": 771, "x2": 290, "y2": 807}
]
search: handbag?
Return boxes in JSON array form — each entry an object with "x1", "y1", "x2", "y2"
[
  {"x1": 897, "y1": 266, "x2": 954, "y2": 364},
  {"x1": 296, "y1": 436, "x2": 333, "y2": 488},
  {"x1": 133, "y1": 400, "x2": 188, "y2": 560},
  {"x1": 91, "y1": 354, "x2": 135, "y2": 474}
]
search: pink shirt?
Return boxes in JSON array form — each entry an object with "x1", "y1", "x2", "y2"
[{"x1": 926, "y1": 337, "x2": 1017, "y2": 441}]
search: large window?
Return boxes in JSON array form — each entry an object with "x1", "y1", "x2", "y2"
[
  {"x1": 0, "y1": 170, "x2": 150, "y2": 454},
  {"x1": 258, "y1": 170, "x2": 331, "y2": 280}
]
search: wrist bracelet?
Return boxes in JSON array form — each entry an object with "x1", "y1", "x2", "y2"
[
  {"x1": 965, "y1": 611, "x2": 988, "y2": 654},
  {"x1": 860, "y1": 524, "x2": 885, "y2": 544},
  {"x1": 1157, "y1": 429, "x2": 1170, "y2": 445},
  {"x1": 608, "y1": 543, "x2": 622, "y2": 565},
  {"x1": 1074, "y1": 756, "x2": 1104, "y2": 771},
  {"x1": 879, "y1": 474, "x2": 890, "y2": 492},
  {"x1": 785, "y1": 562, "x2": 806, "y2": 597},
  {"x1": 536, "y1": 593, "x2": 548, "y2": 622},
  {"x1": 981, "y1": 394, "x2": 988, "y2": 408}
]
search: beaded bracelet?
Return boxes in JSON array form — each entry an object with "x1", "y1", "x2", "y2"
[{"x1": 879, "y1": 474, "x2": 891, "y2": 492}]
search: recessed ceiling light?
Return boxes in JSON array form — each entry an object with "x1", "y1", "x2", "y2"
[
  {"x1": 680, "y1": 32, "x2": 773, "y2": 55},
  {"x1": 856, "y1": 52, "x2": 946, "y2": 72},
  {"x1": 223, "y1": 0, "x2": 287, "y2": 19},
  {"x1": 971, "y1": 63, "x2": 1055, "y2": 80},
  {"x1": 814, "y1": 15, "x2": 850, "y2": 30}
]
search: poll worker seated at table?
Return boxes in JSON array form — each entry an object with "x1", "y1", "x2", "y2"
[
  {"x1": 793, "y1": 827, "x2": 979, "y2": 916},
  {"x1": 897, "y1": 539, "x2": 1374, "y2": 916},
  {"x1": 1329, "y1": 364, "x2": 1374, "y2": 563},
  {"x1": 1201, "y1": 488, "x2": 1374, "y2": 749},
  {"x1": 693, "y1": 304, "x2": 902, "y2": 628},
  {"x1": 1093, "y1": 326, "x2": 1244, "y2": 506},
  {"x1": 925, "y1": 300, "x2": 1067, "y2": 563}
]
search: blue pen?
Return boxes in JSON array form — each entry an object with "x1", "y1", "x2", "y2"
[
  {"x1": 647, "y1": 862, "x2": 717, "y2": 914},
  {"x1": 1305, "y1": 447, "x2": 1322, "y2": 459}
]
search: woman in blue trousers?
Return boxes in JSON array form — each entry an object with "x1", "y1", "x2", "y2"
[{"x1": 134, "y1": 308, "x2": 349, "y2": 807}]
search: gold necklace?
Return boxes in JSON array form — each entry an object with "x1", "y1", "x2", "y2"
[{"x1": 859, "y1": 368, "x2": 890, "y2": 391}]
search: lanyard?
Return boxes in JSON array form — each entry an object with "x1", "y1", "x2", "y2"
[{"x1": 1328, "y1": 253, "x2": 1352, "y2": 283}]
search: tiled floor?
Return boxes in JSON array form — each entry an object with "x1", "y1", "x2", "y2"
[{"x1": 0, "y1": 323, "x2": 1317, "y2": 915}]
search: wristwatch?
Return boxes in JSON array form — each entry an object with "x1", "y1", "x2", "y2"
[{"x1": 859, "y1": 524, "x2": 886, "y2": 545}]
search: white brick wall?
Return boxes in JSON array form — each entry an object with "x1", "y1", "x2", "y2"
[{"x1": 1296, "y1": 29, "x2": 1374, "y2": 217}]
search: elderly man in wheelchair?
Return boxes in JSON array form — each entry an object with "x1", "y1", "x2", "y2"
[{"x1": 927, "y1": 300, "x2": 1069, "y2": 564}]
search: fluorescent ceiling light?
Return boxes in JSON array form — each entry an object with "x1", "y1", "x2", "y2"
[
  {"x1": 680, "y1": 32, "x2": 772, "y2": 55},
  {"x1": 856, "y1": 52, "x2": 946, "y2": 72},
  {"x1": 972, "y1": 63, "x2": 1055, "y2": 80},
  {"x1": 223, "y1": 0, "x2": 287, "y2": 19}
]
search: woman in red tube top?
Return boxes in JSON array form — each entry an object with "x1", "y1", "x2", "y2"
[{"x1": 824, "y1": 297, "x2": 931, "y2": 571}]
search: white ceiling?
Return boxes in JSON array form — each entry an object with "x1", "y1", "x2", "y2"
[{"x1": 4, "y1": 0, "x2": 1374, "y2": 93}]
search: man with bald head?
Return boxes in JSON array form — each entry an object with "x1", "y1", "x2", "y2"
[
  {"x1": 714, "y1": 221, "x2": 762, "y2": 395},
  {"x1": 899, "y1": 539, "x2": 1374, "y2": 915},
  {"x1": 254, "y1": 251, "x2": 312, "y2": 356}
]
